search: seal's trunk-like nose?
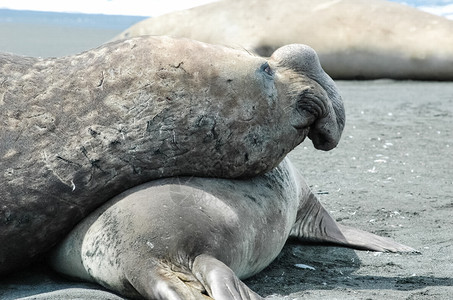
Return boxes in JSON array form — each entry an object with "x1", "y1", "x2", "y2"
[
  {"x1": 271, "y1": 44, "x2": 345, "y2": 151},
  {"x1": 308, "y1": 75, "x2": 345, "y2": 151},
  {"x1": 295, "y1": 45, "x2": 345, "y2": 151}
]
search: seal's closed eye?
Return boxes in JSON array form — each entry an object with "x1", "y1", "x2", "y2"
[{"x1": 261, "y1": 62, "x2": 273, "y2": 76}]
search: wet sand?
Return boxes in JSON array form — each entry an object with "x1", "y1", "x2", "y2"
[{"x1": 1, "y1": 18, "x2": 452, "y2": 300}]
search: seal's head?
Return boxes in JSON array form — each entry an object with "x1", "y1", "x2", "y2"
[
  {"x1": 269, "y1": 44, "x2": 345, "y2": 150},
  {"x1": 102, "y1": 37, "x2": 346, "y2": 177}
]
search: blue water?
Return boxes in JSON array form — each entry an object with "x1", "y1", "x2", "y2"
[
  {"x1": 0, "y1": 9, "x2": 147, "y2": 30},
  {"x1": 0, "y1": 1, "x2": 451, "y2": 31},
  {"x1": 389, "y1": 0, "x2": 453, "y2": 19},
  {"x1": 394, "y1": 0, "x2": 451, "y2": 5}
]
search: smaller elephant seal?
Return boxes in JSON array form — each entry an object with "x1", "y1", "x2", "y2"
[
  {"x1": 115, "y1": 0, "x2": 453, "y2": 80},
  {"x1": 0, "y1": 36, "x2": 345, "y2": 275},
  {"x1": 49, "y1": 158, "x2": 415, "y2": 300}
]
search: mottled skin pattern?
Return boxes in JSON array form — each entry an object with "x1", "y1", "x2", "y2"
[
  {"x1": 0, "y1": 36, "x2": 344, "y2": 275},
  {"x1": 50, "y1": 158, "x2": 415, "y2": 300}
]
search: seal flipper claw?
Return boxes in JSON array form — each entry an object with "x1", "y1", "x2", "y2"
[
  {"x1": 192, "y1": 254, "x2": 264, "y2": 300},
  {"x1": 125, "y1": 263, "x2": 209, "y2": 300},
  {"x1": 290, "y1": 192, "x2": 418, "y2": 253}
]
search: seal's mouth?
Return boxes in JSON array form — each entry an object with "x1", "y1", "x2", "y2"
[
  {"x1": 292, "y1": 88, "x2": 343, "y2": 151},
  {"x1": 308, "y1": 128, "x2": 338, "y2": 151},
  {"x1": 291, "y1": 88, "x2": 324, "y2": 127},
  {"x1": 292, "y1": 124, "x2": 337, "y2": 151},
  {"x1": 293, "y1": 126, "x2": 311, "y2": 144}
]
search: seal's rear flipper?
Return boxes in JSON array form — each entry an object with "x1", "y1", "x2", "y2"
[{"x1": 290, "y1": 193, "x2": 418, "y2": 253}]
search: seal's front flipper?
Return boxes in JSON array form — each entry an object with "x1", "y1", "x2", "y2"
[
  {"x1": 125, "y1": 260, "x2": 211, "y2": 300},
  {"x1": 192, "y1": 254, "x2": 264, "y2": 300},
  {"x1": 290, "y1": 192, "x2": 418, "y2": 253}
]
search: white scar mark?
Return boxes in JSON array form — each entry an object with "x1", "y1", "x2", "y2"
[
  {"x1": 312, "y1": 0, "x2": 342, "y2": 12},
  {"x1": 2, "y1": 148, "x2": 18, "y2": 160},
  {"x1": 41, "y1": 150, "x2": 48, "y2": 161},
  {"x1": 146, "y1": 241, "x2": 154, "y2": 249},
  {"x1": 42, "y1": 150, "x2": 76, "y2": 190}
]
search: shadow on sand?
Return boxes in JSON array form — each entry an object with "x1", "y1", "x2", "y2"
[{"x1": 246, "y1": 243, "x2": 453, "y2": 297}]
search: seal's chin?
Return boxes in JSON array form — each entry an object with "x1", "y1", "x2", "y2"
[{"x1": 308, "y1": 129, "x2": 338, "y2": 151}]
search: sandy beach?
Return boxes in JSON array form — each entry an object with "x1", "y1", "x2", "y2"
[
  {"x1": 249, "y1": 80, "x2": 453, "y2": 299},
  {"x1": 0, "y1": 12, "x2": 452, "y2": 300}
]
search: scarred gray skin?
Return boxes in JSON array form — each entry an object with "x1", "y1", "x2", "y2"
[
  {"x1": 50, "y1": 158, "x2": 415, "y2": 300},
  {"x1": 0, "y1": 36, "x2": 344, "y2": 275}
]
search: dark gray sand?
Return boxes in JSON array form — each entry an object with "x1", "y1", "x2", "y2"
[
  {"x1": 1, "y1": 80, "x2": 451, "y2": 300},
  {"x1": 0, "y1": 18, "x2": 452, "y2": 299},
  {"x1": 249, "y1": 80, "x2": 453, "y2": 299}
]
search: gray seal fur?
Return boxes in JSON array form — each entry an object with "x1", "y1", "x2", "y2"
[
  {"x1": 0, "y1": 36, "x2": 344, "y2": 275},
  {"x1": 50, "y1": 158, "x2": 415, "y2": 299}
]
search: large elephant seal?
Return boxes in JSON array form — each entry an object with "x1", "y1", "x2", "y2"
[
  {"x1": 114, "y1": 0, "x2": 453, "y2": 80},
  {"x1": 49, "y1": 158, "x2": 415, "y2": 300},
  {"x1": 0, "y1": 36, "x2": 344, "y2": 275}
]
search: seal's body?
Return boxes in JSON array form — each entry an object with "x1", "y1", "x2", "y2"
[
  {"x1": 115, "y1": 0, "x2": 453, "y2": 80},
  {"x1": 50, "y1": 158, "x2": 415, "y2": 300},
  {"x1": 0, "y1": 37, "x2": 344, "y2": 274}
]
